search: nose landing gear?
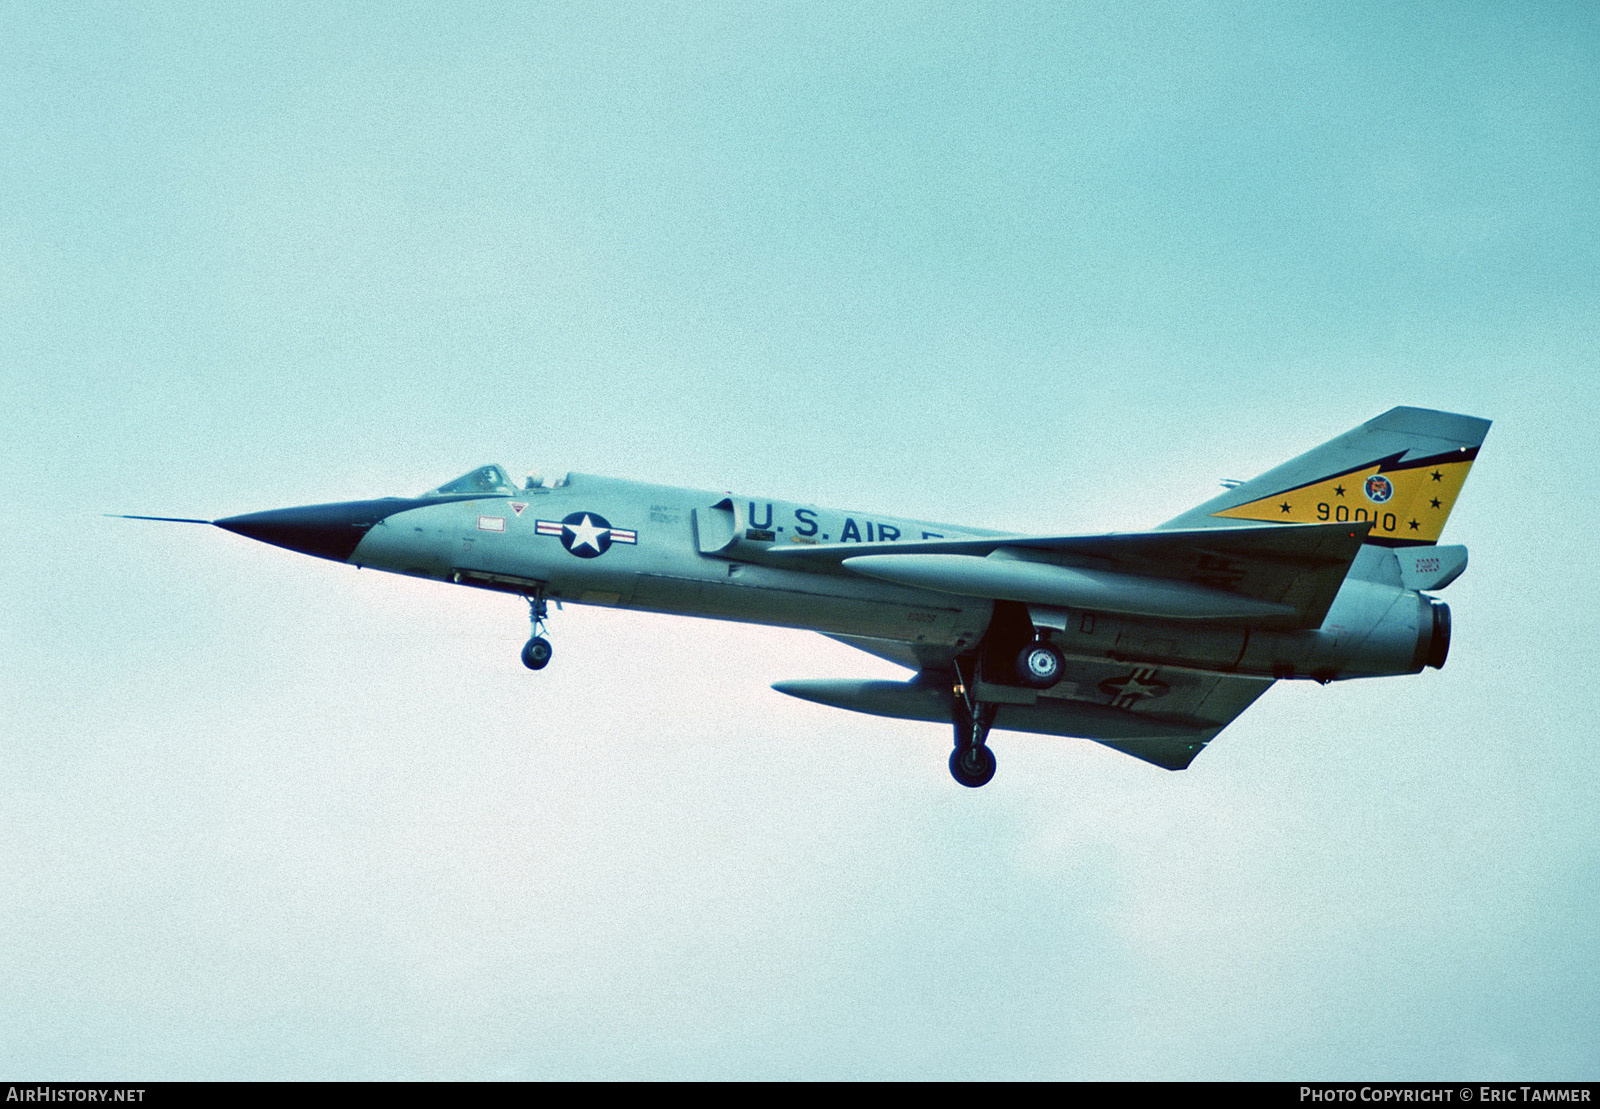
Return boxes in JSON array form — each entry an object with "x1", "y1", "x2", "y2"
[{"x1": 522, "y1": 590, "x2": 553, "y2": 671}]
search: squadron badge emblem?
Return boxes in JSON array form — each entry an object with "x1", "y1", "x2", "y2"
[{"x1": 1364, "y1": 474, "x2": 1395, "y2": 503}]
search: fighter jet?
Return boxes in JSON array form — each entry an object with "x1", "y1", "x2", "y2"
[{"x1": 120, "y1": 406, "x2": 1488, "y2": 787}]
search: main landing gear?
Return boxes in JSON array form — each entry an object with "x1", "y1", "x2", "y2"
[
  {"x1": 521, "y1": 590, "x2": 553, "y2": 671},
  {"x1": 949, "y1": 656, "x2": 998, "y2": 788},
  {"x1": 946, "y1": 614, "x2": 1067, "y2": 786}
]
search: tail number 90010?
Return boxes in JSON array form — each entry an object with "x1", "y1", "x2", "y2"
[{"x1": 1317, "y1": 503, "x2": 1398, "y2": 532}]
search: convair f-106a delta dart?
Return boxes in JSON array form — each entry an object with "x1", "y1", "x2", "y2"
[{"x1": 121, "y1": 407, "x2": 1488, "y2": 787}]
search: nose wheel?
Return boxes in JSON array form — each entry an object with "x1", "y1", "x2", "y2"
[
  {"x1": 521, "y1": 635, "x2": 552, "y2": 670},
  {"x1": 522, "y1": 590, "x2": 554, "y2": 671}
]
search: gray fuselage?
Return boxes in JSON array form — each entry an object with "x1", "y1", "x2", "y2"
[{"x1": 346, "y1": 473, "x2": 1440, "y2": 683}]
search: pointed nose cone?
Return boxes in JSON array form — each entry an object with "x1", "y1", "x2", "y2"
[{"x1": 214, "y1": 499, "x2": 417, "y2": 562}]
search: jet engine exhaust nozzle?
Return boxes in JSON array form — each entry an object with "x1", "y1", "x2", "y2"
[{"x1": 1426, "y1": 600, "x2": 1451, "y2": 671}]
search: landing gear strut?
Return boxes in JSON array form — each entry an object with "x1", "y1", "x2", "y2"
[
  {"x1": 521, "y1": 590, "x2": 553, "y2": 671},
  {"x1": 949, "y1": 656, "x2": 997, "y2": 788}
]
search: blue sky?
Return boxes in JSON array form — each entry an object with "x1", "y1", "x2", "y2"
[{"x1": 2, "y1": 0, "x2": 1597, "y2": 1079}]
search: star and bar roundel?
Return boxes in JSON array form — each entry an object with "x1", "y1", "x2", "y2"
[{"x1": 535, "y1": 512, "x2": 638, "y2": 558}]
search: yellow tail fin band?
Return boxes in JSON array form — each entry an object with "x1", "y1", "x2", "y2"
[{"x1": 1211, "y1": 446, "x2": 1479, "y2": 547}]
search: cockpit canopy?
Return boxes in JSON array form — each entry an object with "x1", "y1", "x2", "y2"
[
  {"x1": 427, "y1": 465, "x2": 518, "y2": 497},
  {"x1": 424, "y1": 464, "x2": 567, "y2": 497}
]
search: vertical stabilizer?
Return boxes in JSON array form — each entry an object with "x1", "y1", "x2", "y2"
[{"x1": 1162, "y1": 407, "x2": 1490, "y2": 547}]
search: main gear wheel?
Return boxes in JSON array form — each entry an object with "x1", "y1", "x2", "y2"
[
  {"x1": 949, "y1": 742, "x2": 997, "y2": 788},
  {"x1": 1016, "y1": 641, "x2": 1065, "y2": 688}
]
